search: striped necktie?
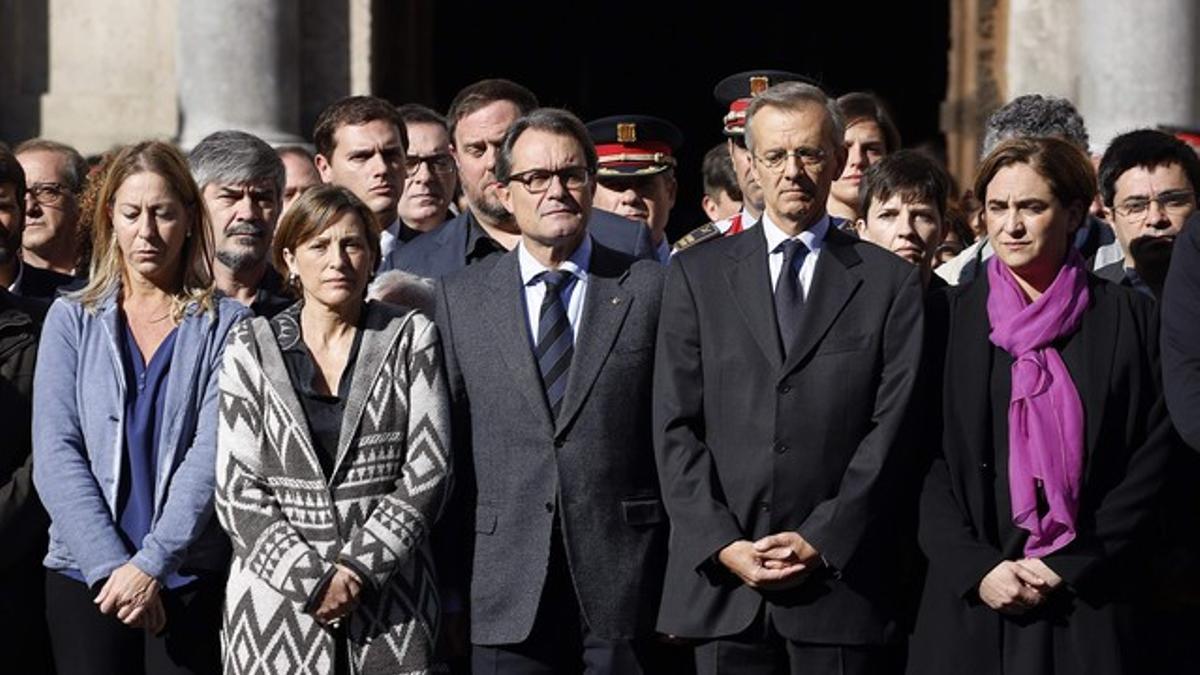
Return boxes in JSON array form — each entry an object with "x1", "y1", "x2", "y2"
[{"x1": 534, "y1": 270, "x2": 574, "y2": 419}]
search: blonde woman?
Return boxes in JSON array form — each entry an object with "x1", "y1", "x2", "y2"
[{"x1": 32, "y1": 140, "x2": 251, "y2": 674}]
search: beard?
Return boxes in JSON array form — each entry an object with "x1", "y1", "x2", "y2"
[{"x1": 474, "y1": 192, "x2": 512, "y2": 223}]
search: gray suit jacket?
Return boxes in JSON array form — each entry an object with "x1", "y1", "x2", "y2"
[{"x1": 435, "y1": 240, "x2": 667, "y2": 645}]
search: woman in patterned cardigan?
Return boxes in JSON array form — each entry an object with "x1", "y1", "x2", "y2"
[{"x1": 215, "y1": 185, "x2": 452, "y2": 674}]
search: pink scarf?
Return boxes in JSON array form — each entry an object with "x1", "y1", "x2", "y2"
[{"x1": 986, "y1": 250, "x2": 1090, "y2": 557}]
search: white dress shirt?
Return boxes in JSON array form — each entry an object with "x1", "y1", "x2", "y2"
[
  {"x1": 518, "y1": 235, "x2": 592, "y2": 347},
  {"x1": 378, "y1": 219, "x2": 401, "y2": 272},
  {"x1": 762, "y1": 211, "x2": 830, "y2": 300}
]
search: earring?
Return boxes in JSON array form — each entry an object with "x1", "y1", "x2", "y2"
[{"x1": 288, "y1": 272, "x2": 300, "y2": 287}]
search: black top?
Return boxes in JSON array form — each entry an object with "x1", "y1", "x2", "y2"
[
  {"x1": 464, "y1": 213, "x2": 505, "y2": 266},
  {"x1": 274, "y1": 307, "x2": 365, "y2": 478}
]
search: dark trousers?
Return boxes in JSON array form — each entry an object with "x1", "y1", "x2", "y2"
[
  {"x1": 694, "y1": 609, "x2": 901, "y2": 675},
  {"x1": 46, "y1": 570, "x2": 223, "y2": 675},
  {"x1": 472, "y1": 529, "x2": 672, "y2": 675}
]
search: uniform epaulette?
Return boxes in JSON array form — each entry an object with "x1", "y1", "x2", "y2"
[{"x1": 672, "y1": 222, "x2": 723, "y2": 253}]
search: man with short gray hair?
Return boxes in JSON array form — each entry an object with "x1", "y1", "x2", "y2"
[
  {"x1": 656, "y1": 81, "x2": 923, "y2": 674},
  {"x1": 16, "y1": 139, "x2": 89, "y2": 276},
  {"x1": 189, "y1": 129, "x2": 290, "y2": 317},
  {"x1": 938, "y1": 93, "x2": 1122, "y2": 284}
]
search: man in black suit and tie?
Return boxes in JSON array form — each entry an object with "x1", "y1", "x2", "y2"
[
  {"x1": 436, "y1": 108, "x2": 668, "y2": 674},
  {"x1": 654, "y1": 81, "x2": 924, "y2": 674},
  {"x1": 386, "y1": 79, "x2": 654, "y2": 278}
]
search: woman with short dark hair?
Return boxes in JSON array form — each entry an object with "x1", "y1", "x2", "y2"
[
  {"x1": 908, "y1": 137, "x2": 1175, "y2": 675},
  {"x1": 215, "y1": 184, "x2": 452, "y2": 674}
]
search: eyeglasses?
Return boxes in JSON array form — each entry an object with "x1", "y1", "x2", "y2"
[
  {"x1": 404, "y1": 153, "x2": 456, "y2": 176},
  {"x1": 754, "y1": 147, "x2": 828, "y2": 172},
  {"x1": 506, "y1": 166, "x2": 593, "y2": 194},
  {"x1": 1114, "y1": 190, "x2": 1195, "y2": 222},
  {"x1": 27, "y1": 182, "x2": 70, "y2": 206}
]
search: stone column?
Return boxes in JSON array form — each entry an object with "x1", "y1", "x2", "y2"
[
  {"x1": 177, "y1": 0, "x2": 304, "y2": 148},
  {"x1": 1079, "y1": 0, "x2": 1197, "y2": 150}
]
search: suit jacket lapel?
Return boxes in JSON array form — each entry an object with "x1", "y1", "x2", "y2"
[
  {"x1": 485, "y1": 251, "x2": 557, "y2": 434},
  {"x1": 1062, "y1": 278, "x2": 1115, "y2": 480},
  {"x1": 947, "y1": 277, "x2": 995, "y2": 484},
  {"x1": 723, "y1": 225, "x2": 783, "y2": 370},
  {"x1": 554, "y1": 246, "x2": 632, "y2": 437},
  {"x1": 250, "y1": 316, "x2": 320, "y2": 464},
  {"x1": 780, "y1": 229, "x2": 863, "y2": 376}
]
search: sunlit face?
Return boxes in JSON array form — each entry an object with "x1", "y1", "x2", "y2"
[
  {"x1": 397, "y1": 121, "x2": 456, "y2": 227},
  {"x1": 202, "y1": 179, "x2": 280, "y2": 273},
  {"x1": 985, "y1": 162, "x2": 1083, "y2": 286},
  {"x1": 497, "y1": 129, "x2": 593, "y2": 251},
  {"x1": 281, "y1": 152, "x2": 321, "y2": 213},
  {"x1": 1106, "y1": 162, "x2": 1196, "y2": 264},
  {"x1": 728, "y1": 136, "x2": 762, "y2": 214},
  {"x1": 316, "y1": 120, "x2": 406, "y2": 220},
  {"x1": 453, "y1": 100, "x2": 522, "y2": 223},
  {"x1": 593, "y1": 172, "x2": 677, "y2": 240},
  {"x1": 111, "y1": 171, "x2": 192, "y2": 288},
  {"x1": 830, "y1": 119, "x2": 887, "y2": 213},
  {"x1": 702, "y1": 188, "x2": 742, "y2": 222},
  {"x1": 282, "y1": 211, "x2": 375, "y2": 312},
  {"x1": 0, "y1": 182, "x2": 22, "y2": 264},
  {"x1": 856, "y1": 192, "x2": 944, "y2": 266},
  {"x1": 749, "y1": 102, "x2": 845, "y2": 228},
  {"x1": 18, "y1": 149, "x2": 80, "y2": 255}
]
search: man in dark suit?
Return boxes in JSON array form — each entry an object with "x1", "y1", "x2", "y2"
[
  {"x1": 436, "y1": 108, "x2": 667, "y2": 674},
  {"x1": 1165, "y1": 211, "x2": 1200, "y2": 452},
  {"x1": 387, "y1": 79, "x2": 653, "y2": 279},
  {"x1": 654, "y1": 82, "x2": 923, "y2": 674}
]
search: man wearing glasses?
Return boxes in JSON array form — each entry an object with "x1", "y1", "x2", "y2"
[
  {"x1": 1097, "y1": 128, "x2": 1199, "y2": 300},
  {"x1": 16, "y1": 139, "x2": 89, "y2": 278},
  {"x1": 0, "y1": 141, "x2": 79, "y2": 304},
  {"x1": 435, "y1": 108, "x2": 670, "y2": 673},
  {"x1": 395, "y1": 104, "x2": 459, "y2": 238},
  {"x1": 655, "y1": 82, "x2": 923, "y2": 674}
]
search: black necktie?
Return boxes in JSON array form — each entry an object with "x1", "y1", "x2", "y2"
[
  {"x1": 774, "y1": 239, "x2": 808, "y2": 354},
  {"x1": 534, "y1": 270, "x2": 574, "y2": 418}
]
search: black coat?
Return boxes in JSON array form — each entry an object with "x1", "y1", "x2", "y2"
[
  {"x1": 908, "y1": 273, "x2": 1175, "y2": 675},
  {"x1": 1163, "y1": 212, "x2": 1200, "y2": 452},
  {"x1": 653, "y1": 224, "x2": 924, "y2": 645}
]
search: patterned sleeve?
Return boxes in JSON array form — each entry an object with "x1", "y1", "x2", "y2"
[
  {"x1": 215, "y1": 319, "x2": 331, "y2": 609},
  {"x1": 336, "y1": 313, "x2": 453, "y2": 590}
]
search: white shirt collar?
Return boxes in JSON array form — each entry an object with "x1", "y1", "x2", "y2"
[
  {"x1": 518, "y1": 234, "x2": 592, "y2": 287},
  {"x1": 761, "y1": 211, "x2": 830, "y2": 254}
]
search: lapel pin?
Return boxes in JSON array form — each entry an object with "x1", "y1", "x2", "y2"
[{"x1": 611, "y1": 297, "x2": 622, "y2": 305}]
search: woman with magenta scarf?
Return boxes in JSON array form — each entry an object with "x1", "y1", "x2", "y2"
[{"x1": 907, "y1": 137, "x2": 1175, "y2": 675}]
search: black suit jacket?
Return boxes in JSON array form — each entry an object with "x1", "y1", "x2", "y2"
[
  {"x1": 387, "y1": 207, "x2": 655, "y2": 279},
  {"x1": 436, "y1": 240, "x2": 667, "y2": 645},
  {"x1": 1163, "y1": 212, "x2": 1200, "y2": 452},
  {"x1": 908, "y1": 274, "x2": 1174, "y2": 674},
  {"x1": 653, "y1": 223, "x2": 924, "y2": 644}
]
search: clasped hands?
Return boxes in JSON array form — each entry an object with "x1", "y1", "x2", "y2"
[
  {"x1": 719, "y1": 532, "x2": 822, "y2": 590},
  {"x1": 312, "y1": 564, "x2": 364, "y2": 627},
  {"x1": 978, "y1": 558, "x2": 1064, "y2": 615},
  {"x1": 94, "y1": 562, "x2": 166, "y2": 634}
]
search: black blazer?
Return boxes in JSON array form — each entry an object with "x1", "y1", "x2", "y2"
[
  {"x1": 653, "y1": 223, "x2": 924, "y2": 644},
  {"x1": 1163, "y1": 212, "x2": 1200, "y2": 452},
  {"x1": 435, "y1": 241, "x2": 667, "y2": 645},
  {"x1": 908, "y1": 273, "x2": 1175, "y2": 675},
  {"x1": 387, "y1": 207, "x2": 655, "y2": 279}
]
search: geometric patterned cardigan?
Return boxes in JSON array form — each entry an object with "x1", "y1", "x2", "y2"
[{"x1": 215, "y1": 301, "x2": 452, "y2": 675}]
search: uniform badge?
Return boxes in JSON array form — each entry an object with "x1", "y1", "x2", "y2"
[
  {"x1": 750, "y1": 76, "x2": 769, "y2": 96},
  {"x1": 617, "y1": 123, "x2": 637, "y2": 143}
]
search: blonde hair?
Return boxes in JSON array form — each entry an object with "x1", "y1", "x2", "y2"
[{"x1": 73, "y1": 141, "x2": 214, "y2": 319}]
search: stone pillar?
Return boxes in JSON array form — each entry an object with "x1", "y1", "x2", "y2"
[
  {"x1": 177, "y1": 0, "x2": 303, "y2": 148},
  {"x1": 1079, "y1": 0, "x2": 1197, "y2": 150}
]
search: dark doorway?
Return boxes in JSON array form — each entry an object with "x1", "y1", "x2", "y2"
[{"x1": 388, "y1": 1, "x2": 949, "y2": 239}]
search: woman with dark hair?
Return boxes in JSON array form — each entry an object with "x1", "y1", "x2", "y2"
[
  {"x1": 908, "y1": 137, "x2": 1175, "y2": 675},
  {"x1": 827, "y1": 91, "x2": 901, "y2": 222},
  {"x1": 215, "y1": 184, "x2": 451, "y2": 675},
  {"x1": 32, "y1": 140, "x2": 251, "y2": 674}
]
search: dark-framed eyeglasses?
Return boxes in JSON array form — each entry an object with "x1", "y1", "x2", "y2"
[
  {"x1": 27, "y1": 182, "x2": 70, "y2": 206},
  {"x1": 1114, "y1": 189, "x2": 1196, "y2": 222},
  {"x1": 404, "y1": 153, "x2": 456, "y2": 176},
  {"x1": 754, "y1": 147, "x2": 828, "y2": 172},
  {"x1": 506, "y1": 166, "x2": 593, "y2": 194}
]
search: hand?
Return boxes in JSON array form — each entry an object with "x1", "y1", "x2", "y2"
[
  {"x1": 95, "y1": 562, "x2": 161, "y2": 626},
  {"x1": 718, "y1": 539, "x2": 808, "y2": 590},
  {"x1": 313, "y1": 564, "x2": 363, "y2": 625},
  {"x1": 1016, "y1": 558, "x2": 1063, "y2": 592},
  {"x1": 140, "y1": 593, "x2": 168, "y2": 635},
  {"x1": 753, "y1": 532, "x2": 822, "y2": 571},
  {"x1": 978, "y1": 560, "x2": 1049, "y2": 614}
]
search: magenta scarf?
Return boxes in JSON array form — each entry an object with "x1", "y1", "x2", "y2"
[{"x1": 986, "y1": 250, "x2": 1091, "y2": 557}]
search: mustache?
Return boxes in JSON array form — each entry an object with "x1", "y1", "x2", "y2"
[{"x1": 225, "y1": 222, "x2": 267, "y2": 237}]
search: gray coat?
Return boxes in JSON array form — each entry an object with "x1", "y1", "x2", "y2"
[
  {"x1": 435, "y1": 241, "x2": 667, "y2": 645},
  {"x1": 215, "y1": 302, "x2": 452, "y2": 674}
]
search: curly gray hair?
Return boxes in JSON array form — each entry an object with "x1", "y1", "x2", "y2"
[{"x1": 981, "y1": 94, "x2": 1090, "y2": 158}]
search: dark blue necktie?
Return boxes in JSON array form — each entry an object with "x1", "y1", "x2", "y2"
[
  {"x1": 534, "y1": 270, "x2": 574, "y2": 418},
  {"x1": 774, "y1": 239, "x2": 809, "y2": 354}
]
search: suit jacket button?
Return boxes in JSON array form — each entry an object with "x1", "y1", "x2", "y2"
[
  {"x1": 759, "y1": 501, "x2": 771, "y2": 511},
  {"x1": 773, "y1": 441, "x2": 788, "y2": 454},
  {"x1": 777, "y1": 383, "x2": 792, "y2": 394},
  {"x1": 544, "y1": 502, "x2": 554, "y2": 513},
  {"x1": 553, "y1": 439, "x2": 564, "y2": 449}
]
